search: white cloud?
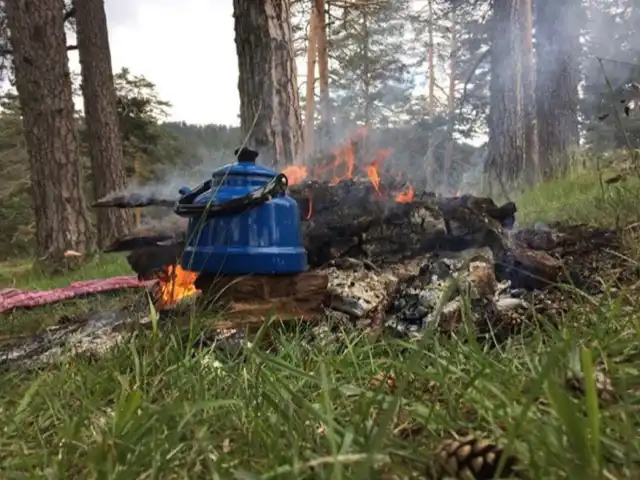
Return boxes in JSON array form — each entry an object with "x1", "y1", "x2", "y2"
[{"x1": 68, "y1": 0, "x2": 241, "y2": 126}]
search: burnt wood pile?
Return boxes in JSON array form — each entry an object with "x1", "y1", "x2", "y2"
[
  {"x1": 1, "y1": 187, "x2": 632, "y2": 368},
  {"x1": 91, "y1": 179, "x2": 581, "y2": 331},
  {"x1": 98, "y1": 179, "x2": 554, "y2": 287}
]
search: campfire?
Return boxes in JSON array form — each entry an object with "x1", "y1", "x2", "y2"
[
  {"x1": 157, "y1": 264, "x2": 200, "y2": 308},
  {"x1": 85, "y1": 131, "x2": 639, "y2": 345},
  {"x1": 3, "y1": 135, "x2": 636, "y2": 369},
  {"x1": 139, "y1": 131, "x2": 436, "y2": 312}
]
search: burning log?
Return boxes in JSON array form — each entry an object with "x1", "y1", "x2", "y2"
[
  {"x1": 103, "y1": 217, "x2": 188, "y2": 253},
  {"x1": 287, "y1": 180, "x2": 536, "y2": 279},
  {"x1": 105, "y1": 181, "x2": 518, "y2": 263},
  {"x1": 110, "y1": 179, "x2": 562, "y2": 294},
  {"x1": 126, "y1": 243, "x2": 184, "y2": 280}
]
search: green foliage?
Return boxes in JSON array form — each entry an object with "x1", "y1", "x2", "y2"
[
  {"x1": 515, "y1": 150, "x2": 640, "y2": 227},
  {"x1": 164, "y1": 122, "x2": 243, "y2": 161},
  {"x1": 327, "y1": 0, "x2": 417, "y2": 129},
  {"x1": 0, "y1": 93, "x2": 33, "y2": 258},
  {"x1": 411, "y1": 0, "x2": 492, "y2": 139},
  {"x1": 110, "y1": 67, "x2": 180, "y2": 183}
]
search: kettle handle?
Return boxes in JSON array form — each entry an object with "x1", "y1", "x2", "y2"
[{"x1": 174, "y1": 173, "x2": 289, "y2": 218}]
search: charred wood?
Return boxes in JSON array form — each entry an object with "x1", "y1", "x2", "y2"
[
  {"x1": 126, "y1": 244, "x2": 183, "y2": 281},
  {"x1": 195, "y1": 272, "x2": 329, "y2": 323},
  {"x1": 93, "y1": 192, "x2": 176, "y2": 209},
  {"x1": 100, "y1": 179, "x2": 565, "y2": 290}
]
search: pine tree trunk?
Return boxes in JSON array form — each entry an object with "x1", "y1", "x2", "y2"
[
  {"x1": 443, "y1": 18, "x2": 458, "y2": 189},
  {"x1": 487, "y1": 0, "x2": 526, "y2": 186},
  {"x1": 304, "y1": 7, "x2": 318, "y2": 159},
  {"x1": 535, "y1": 0, "x2": 580, "y2": 179},
  {"x1": 74, "y1": 0, "x2": 133, "y2": 250},
  {"x1": 427, "y1": 0, "x2": 435, "y2": 114},
  {"x1": 6, "y1": 0, "x2": 94, "y2": 270},
  {"x1": 233, "y1": 0, "x2": 304, "y2": 169},
  {"x1": 315, "y1": 0, "x2": 330, "y2": 148},
  {"x1": 520, "y1": 0, "x2": 538, "y2": 185}
]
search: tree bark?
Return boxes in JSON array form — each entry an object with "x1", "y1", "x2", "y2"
[
  {"x1": 315, "y1": 0, "x2": 330, "y2": 147},
  {"x1": 487, "y1": 0, "x2": 525, "y2": 186},
  {"x1": 443, "y1": 16, "x2": 458, "y2": 188},
  {"x1": 535, "y1": 0, "x2": 580, "y2": 179},
  {"x1": 520, "y1": 0, "x2": 538, "y2": 185},
  {"x1": 304, "y1": 6, "x2": 318, "y2": 159},
  {"x1": 74, "y1": 0, "x2": 133, "y2": 250},
  {"x1": 427, "y1": 0, "x2": 435, "y2": 114},
  {"x1": 6, "y1": 0, "x2": 94, "y2": 270},
  {"x1": 233, "y1": 0, "x2": 304, "y2": 169}
]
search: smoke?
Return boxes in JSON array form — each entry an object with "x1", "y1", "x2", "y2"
[
  {"x1": 104, "y1": 148, "x2": 236, "y2": 204},
  {"x1": 458, "y1": 145, "x2": 488, "y2": 194},
  {"x1": 113, "y1": 0, "x2": 638, "y2": 207}
]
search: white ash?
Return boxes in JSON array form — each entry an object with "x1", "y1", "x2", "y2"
[
  {"x1": 0, "y1": 311, "x2": 139, "y2": 368},
  {"x1": 379, "y1": 249, "x2": 530, "y2": 339},
  {"x1": 323, "y1": 264, "x2": 399, "y2": 318}
]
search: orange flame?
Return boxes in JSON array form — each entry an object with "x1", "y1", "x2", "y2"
[
  {"x1": 280, "y1": 130, "x2": 414, "y2": 214},
  {"x1": 366, "y1": 148, "x2": 393, "y2": 197},
  {"x1": 394, "y1": 185, "x2": 415, "y2": 203},
  {"x1": 282, "y1": 165, "x2": 308, "y2": 185},
  {"x1": 158, "y1": 264, "x2": 199, "y2": 308},
  {"x1": 330, "y1": 143, "x2": 356, "y2": 185}
]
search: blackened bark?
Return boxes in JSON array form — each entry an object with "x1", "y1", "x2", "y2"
[
  {"x1": 488, "y1": 0, "x2": 526, "y2": 186},
  {"x1": 535, "y1": 0, "x2": 580, "y2": 179},
  {"x1": 233, "y1": 0, "x2": 304, "y2": 169},
  {"x1": 74, "y1": 0, "x2": 133, "y2": 249},
  {"x1": 6, "y1": 0, "x2": 94, "y2": 270}
]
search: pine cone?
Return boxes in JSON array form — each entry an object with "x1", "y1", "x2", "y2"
[
  {"x1": 566, "y1": 369, "x2": 616, "y2": 404},
  {"x1": 435, "y1": 436, "x2": 519, "y2": 479}
]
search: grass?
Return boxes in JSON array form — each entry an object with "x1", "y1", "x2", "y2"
[
  {"x1": 2, "y1": 160, "x2": 640, "y2": 478},
  {"x1": 0, "y1": 254, "x2": 135, "y2": 338},
  {"x1": 0, "y1": 253, "x2": 131, "y2": 290}
]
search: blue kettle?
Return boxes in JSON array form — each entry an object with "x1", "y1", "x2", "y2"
[{"x1": 174, "y1": 147, "x2": 308, "y2": 275}]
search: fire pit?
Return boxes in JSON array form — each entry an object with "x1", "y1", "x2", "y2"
[
  {"x1": 4, "y1": 136, "x2": 636, "y2": 369},
  {"x1": 92, "y1": 134, "x2": 581, "y2": 339}
]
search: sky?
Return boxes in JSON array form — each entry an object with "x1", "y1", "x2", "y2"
[{"x1": 67, "y1": 0, "x2": 242, "y2": 126}]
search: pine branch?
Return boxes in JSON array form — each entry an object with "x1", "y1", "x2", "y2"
[
  {"x1": 457, "y1": 47, "x2": 490, "y2": 113},
  {"x1": 63, "y1": 7, "x2": 77, "y2": 21},
  {"x1": 0, "y1": 45, "x2": 78, "y2": 56}
]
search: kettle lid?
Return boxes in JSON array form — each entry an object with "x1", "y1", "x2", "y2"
[{"x1": 211, "y1": 147, "x2": 277, "y2": 179}]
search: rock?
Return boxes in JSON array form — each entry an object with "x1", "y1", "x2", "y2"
[
  {"x1": 496, "y1": 297, "x2": 530, "y2": 312},
  {"x1": 328, "y1": 295, "x2": 367, "y2": 318}
]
